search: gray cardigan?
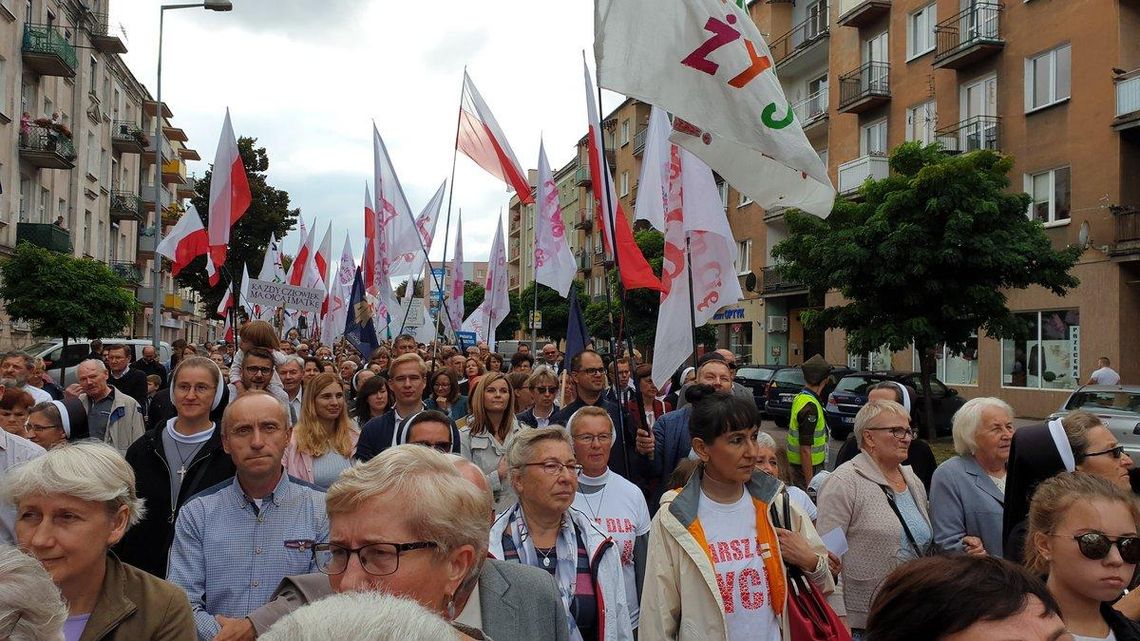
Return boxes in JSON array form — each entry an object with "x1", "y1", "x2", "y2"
[{"x1": 928, "y1": 455, "x2": 1005, "y2": 557}]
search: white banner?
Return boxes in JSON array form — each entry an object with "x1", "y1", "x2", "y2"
[{"x1": 247, "y1": 279, "x2": 325, "y2": 314}]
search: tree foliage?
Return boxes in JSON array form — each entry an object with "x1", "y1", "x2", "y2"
[
  {"x1": 459, "y1": 281, "x2": 520, "y2": 342},
  {"x1": 518, "y1": 281, "x2": 587, "y2": 345},
  {"x1": 772, "y1": 142, "x2": 1081, "y2": 436},
  {"x1": 395, "y1": 278, "x2": 425, "y2": 299},
  {"x1": 0, "y1": 243, "x2": 137, "y2": 340},
  {"x1": 176, "y1": 136, "x2": 300, "y2": 313}
]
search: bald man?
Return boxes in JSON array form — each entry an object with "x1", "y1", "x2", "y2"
[{"x1": 674, "y1": 350, "x2": 757, "y2": 409}]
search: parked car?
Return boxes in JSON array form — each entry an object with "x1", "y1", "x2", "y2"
[
  {"x1": 1049, "y1": 385, "x2": 1140, "y2": 459},
  {"x1": 22, "y1": 338, "x2": 172, "y2": 387},
  {"x1": 824, "y1": 370, "x2": 965, "y2": 441},
  {"x1": 735, "y1": 364, "x2": 785, "y2": 410},
  {"x1": 764, "y1": 365, "x2": 853, "y2": 428}
]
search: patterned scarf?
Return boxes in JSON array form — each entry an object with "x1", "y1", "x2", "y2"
[{"x1": 502, "y1": 504, "x2": 584, "y2": 641}]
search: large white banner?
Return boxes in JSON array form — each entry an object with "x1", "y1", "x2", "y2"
[{"x1": 247, "y1": 279, "x2": 325, "y2": 315}]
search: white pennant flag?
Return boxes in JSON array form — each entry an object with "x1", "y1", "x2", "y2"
[
  {"x1": 391, "y1": 181, "x2": 446, "y2": 279},
  {"x1": 634, "y1": 106, "x2": 674, "y2": 231},
  {"x1": 373, "y1": 125, "x2": 409, "y2": 323},
  {"x1": 534, "y1": 141, "x2": 576, "y2": 297},
  {"x1": 445, "y1": 212, "x2": 465, "y2": 334},
  {"x1": 477, "y1": 215, "x2": 510, "y2": 352},
  {"x1": 321, "y1": 234, "x2": 355, "y2": 343}
]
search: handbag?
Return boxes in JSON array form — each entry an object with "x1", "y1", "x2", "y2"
[
  {"x1": 771, "y1": 490, "x2": 852, "y2": 641},
  {"x1": 879, "y1": 484, "x2": 938, "y2": 558}
]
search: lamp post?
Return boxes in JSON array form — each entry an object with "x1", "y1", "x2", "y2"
[{"x1": 151, "y1": 0, "x2": 233, "y2": 349}]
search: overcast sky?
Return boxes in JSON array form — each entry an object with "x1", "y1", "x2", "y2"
[{"x1": 112, "y1": 0, "x2": 623, "y2": 266}]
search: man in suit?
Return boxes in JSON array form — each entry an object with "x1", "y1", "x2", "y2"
[
  {"x1": 130, "y1": 345, "x2": 169, "y2": 390},
  {"x1": 355, "y1": 354, "x2": 459, "y2": 461},
  {"x1": 104, "y1": 343, "x2": 149, "y2": 409}
]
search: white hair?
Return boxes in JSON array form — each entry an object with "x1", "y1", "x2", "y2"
[
  {"x1": 0, "y1": 545, "x2": 68, "y2": 641},
  {"x1": 278, "y1": 355, "x2": 305, "y2": 369},
  {"x1": 77, "y1": 358, "x2": 107, "y2": 374},
  {"x1": 853, "y1": 399, "x2": 911, "y2": 449},
  {"x1": 756, "y1": 432, "x2": 777, "y2": 449},
  {"x1": 260, "y1": 591, "x2": 457, "y2": 641},
  {"x1": 2, "y1": 441, "x2": 145, "y2": 527},
  {"x1": 951, "y1": 397, "x2": 1015, "y2": 456}
]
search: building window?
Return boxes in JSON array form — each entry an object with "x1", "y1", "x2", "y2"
[
  {"x1": 1002, "y1": 310, "x2": 1080, "y2": 389},
  {"x1": 736, "y1": 239, "x2": 752, "y2": 275},
  {"x1": 619, "y1": 171, "x2": 629, "y2": 197},
  {"x1": 848, "y1": 346, "x2": 893, "y2": 371},
  {"x1": 912, "y1": 335, "x2": 979, "y2": 386},
  {"x1": 907, "y1": 3, "x2": 937, "y2": 60},
  {"x1": 620, "y1": 119, "x2": 630, "y2": 146},
  {"x1": 739, "y1": 190, "x2": 753, "y2": 207},
  {"x1": 1025, "y1": 44, "x2": 1071, "y2": 112},
  {"x1": 861, "y1": 119, "x2": 888, "y2": 156},
  {"x1": 906, "y1": 101, "x2": 937, "y2": 145},
  {"x1": 1026, "y1": 166, "x2": 1071, "y2": 224},
  {"x1": 717, "y1": 181, "x2": 728, "y2": 210}
]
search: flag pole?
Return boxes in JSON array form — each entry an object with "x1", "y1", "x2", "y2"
[
  {"x1": 684, "y1": 234, "x2": 699, "y2": 369},
  {"x1": 432, "y1": 68, "x2": 467, "y2": 369}
]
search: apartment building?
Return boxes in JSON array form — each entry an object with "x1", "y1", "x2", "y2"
[
  {"x1": 507, "y1": 163, "x2": 582, "y2": 298},
  {"x1": 0, "y1": 0, "x2": 211, "y2": 349},
  {"x1": 744, "y1": 0, "x2": 1140, "y2": 416}
]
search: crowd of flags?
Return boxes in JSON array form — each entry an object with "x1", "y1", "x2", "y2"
[{"x1": 154, "y1": 0, "x2": 836, "y2": 361}]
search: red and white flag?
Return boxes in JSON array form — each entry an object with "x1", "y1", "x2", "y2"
[
  {"x1": 321, "y1": 234, "x2": 356, "y2": 343},
  {"x1": 583, "y1": 59, "x2": 661, "y2": 292},
  {"x1": 156, "y1": 204, "x2": 208, "y2": 277},
  {"x1": 362, "y1": 184, "x2": 377, "y2": 293},
  {"x1": 207, "y1": 109, "x2": 252, "y2": 285},
  {"x1": 257, "y1": 235, "x2": 286, "y2": 284},
  {"x1": 458, "y1": 72, "x2": 534, "y2": 205},
  {"x1": 535, "y1": 141, "x2": 576, "y2": 297},
  {"x1": 216, "y1": 264, "x2": 251, "y2": 319},
  {"x1": 287, "y1": 217, "x2": 321, "y2": 289},
  {"x1": 445, "y1": 212, "x2": 465, "y2": 333},
  {"x1": 314, "y1": 221, "x2": 333, "y2": 288},
  {"x1": 483, "y1": 215, "x2": 510, "y2": 351}
]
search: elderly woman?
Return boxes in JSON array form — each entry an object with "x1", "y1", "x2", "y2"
[
  {"x1": 459, "y1": 373, "x2": 523, "y2": 514},
  {"x1": 489, "y1": 427, "x2": 634, "y2": 641},
  {"x1": 518, "y1": 366, "x2": 559, "y2": 428},
  {"x1": 929, "y1": 397, "x2": 1014, "y2": 558},
  {"x1": 427, "y1": 369, "x2": 468, "y2": 422},
  {"x1": 3, "y1": 442, "x2": 195, "y2": 640},
  {"x1": 284, "y1": 373, "x2": 360, "y2": 490},
  {"x1": 262, "y1": 591, "x2": 467, "y2": 641},
  {"x1": 817, "y1": 399, "x2": 932, "y2": 638},
  {"x1": 755, "y1": 431, "x2": 816, "y2": 521},
  {"x1": 0, "y1": 545, "x2": 68, "y2": 641},
  {"x1": 25, "y1": 400, "x2": 87, "y2": 450}
]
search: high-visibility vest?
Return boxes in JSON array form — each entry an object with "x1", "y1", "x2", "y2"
[{"x1": 786, "y1": 390, "x2": 827, "y2": 466}]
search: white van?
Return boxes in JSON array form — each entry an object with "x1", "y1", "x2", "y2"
[{"x1": 21, "y1": 338, "x2": 173, "y2": 386}]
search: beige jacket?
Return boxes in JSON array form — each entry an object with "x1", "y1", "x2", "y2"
[
  {"x1": 640, "y1": 468, "x2": 834, "y2": 641},
  {"x1": 459, "y1": 416, "x2": 523, "y2": 514},
  {"x1": 81, "y1": 388, "x2": 146, "y2": 456}
]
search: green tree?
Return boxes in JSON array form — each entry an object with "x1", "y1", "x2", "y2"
[
  {"x1": 0, "y1": 243, "x2": 137, "y2": 380},
  {"x1": 518, "y1": 281, "x2": 587, "y2": 345},
  {"x1": 394, "y1": 278, "x2": 425, "y2": 299},
  {"x1": 459, "y1": 281, "x2": 520, "y2": 342},
  {"x1": 772, "y1": 143, "x2": 1081, "y2": 438},
  {"x1": 177, "y1": 137, "x2": 300, "y2": 313}
]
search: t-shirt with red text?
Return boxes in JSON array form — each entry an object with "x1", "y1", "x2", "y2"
[
  {"x1": 573, "y1": 469, "x2": 652, "y2": 627},
  {"x1": 697, "y1": 489, "x2": 780, "y2": 641}
]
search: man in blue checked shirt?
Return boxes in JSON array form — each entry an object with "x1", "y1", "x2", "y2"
[{"x1": 167, "y1": 391, "x2": 329, "y2": 641}]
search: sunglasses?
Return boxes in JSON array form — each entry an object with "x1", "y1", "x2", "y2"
[
  {"x1": 532, "y1": 386, "x2": 558, "y2": 394},
  {"x1": 1086, "y1": 445, "x2": 1127, "y2": 460},
  {"x1": 1060, "y1": 532, "x2": 1140, "y2": 564}
]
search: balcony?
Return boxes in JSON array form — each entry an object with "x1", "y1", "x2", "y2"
[
  {"x1": 838, "y1": 154, "x2": 890, "y2": 195},
  {"x1": 762, "y1": 266, "x2": 806, "y2": 295},
  {"x1": 1114, "y1": 72, "x2": 1140, "y2": 132},
  {"x1": 578, "y1": 251, "x2": 591, "y2": 272},
  {"x1": 1112, "y1": 206, "x2": 1140, "y2": 258},
  {"x1": 792, "y1": 89, "x2": 829, "y2": 132},
  {"x1": 161, "y1": 159, "x2": 186, "y2": 185},
  {"x1": 576, "y1": 207, "x2": 594, "y2": 230},
  {"x1": 109, "y1": 192, "x2": 144, "y2": 223},
  {"x1": 838, "y1": 62, "x2": 890, "y2": 114},
  {"x1": 22, "y1": 24, "x2": 77, "y2": 77},
  {"x1": 88, "y1": 13, "x2": 127, "y2": 54},
  {"x1": 770, "y1": 8, "x2": 829, "y2": 68},
  {"x1": 137, "y1": 228, "x2": 157, "y2": 257},
  {"x1": 110, "y1": 261, "x2": 142, "y2": 286},
  {"x1": 935, "y1": 116, "x2": 1001, "y2": 154},
  {"x1": 177, "y1": 176, "x2": 197, "y2": 200},
  {"x1": 182, "y1": 299, "x2": 197, "y2": 314},
  {"x1": 16, "y1": 223, "x2": 71, "y2": 253},
  {"x1": 576, "y1": 166, "x2": 592, "y2": 187},
  {"x1": 933, "y1": 3, "x2": 1004, "y2": 70},
  {"x1": 141, "y1": 182, "x2": 173, "y2": 213},
  {"x1": 111, "y1": 120, "x2": 147, "y2": 154},
  {"x1": 836, "y1": 0, "x2": 890, "y2": 28},
  {"x1": 142, "y1": 137, "x2": 175, "y2": 166},
  {"x1": 19, "y1": 125, "x2": 77, "y2": 169},
  {"x1": 633, "y1": 127, "x2": 647, "y2": 156},
  {"x1": 593, "y1": 243, "x2": 606, "y2": 265}
]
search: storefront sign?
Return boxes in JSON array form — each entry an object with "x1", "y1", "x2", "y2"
[{"x1": 712, "y1": 307, "x2": 746, "y2": 321}]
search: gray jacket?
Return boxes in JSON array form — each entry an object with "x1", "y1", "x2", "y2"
[
  {"x1": 248, "y1": 559, "x2": 569, "y2": 641},
  {"x1": 929, "y1": 455, "x2": 1006, "y2": 557}
]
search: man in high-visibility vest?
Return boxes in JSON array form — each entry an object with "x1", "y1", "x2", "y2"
[{"x1": 787, "y1": 354, "x2": 831, "y2": 489}]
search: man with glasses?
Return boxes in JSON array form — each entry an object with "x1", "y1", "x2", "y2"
[
  {"x1": 167, "y1": 392, "x2": 328, "y2": 641},
  {"x1": 518, "y1": 366, "x2": 560, "y2": 428},
  {"x1": 356, "y1": 354, "x2": 460, "y2": 461},
  {"x1": 393, "y1": 334, "x2": 418, "y2": 357},
  {"x1": 675, "y1": 349, "x2": 755, "y2": 408},
  {"x1": 550, "y1": 350, "x2": 640, "y2": 483},
  {"x1": 539, "y1": 343, "x2": 561, "y2": 374},
  {"x1": 230, "y1": 347, "x2": 277, "y2": 400},
  {"x1": 405, "y1": 411, "x2": 454, "y2": 452}
]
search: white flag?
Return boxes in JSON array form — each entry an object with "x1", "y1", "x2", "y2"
[
  {"x1": 534, "y1": 141, "x2": 576, "y2": 297},
  {"x1": 373, "y1": 125, "x2": 409, "y2": 323},
  {"x1": 596, "y1": 0, "x2": 835, "y2": 218},
  {"x1": 445, "y1": 213, "x2": 465, "y2": 334},
  {"x1": 321, "y1": 234, "x2": 355, "y2": 343},
  {"x1": 480, "y1": 215, "x2": 510, "y2": 353},
  {"x1": 634, "y1": 106, "x2": 673, "y2": 231},
  {"x1": 391, "y1": 181, "x2": 446, "y2": 279}
]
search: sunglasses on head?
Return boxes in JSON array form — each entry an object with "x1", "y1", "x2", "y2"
[{"x1": 1065, "y1": 532, "x2": 1140, "y2": 564}]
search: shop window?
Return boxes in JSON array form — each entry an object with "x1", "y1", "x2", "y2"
[{"x1": 1002, "y1": 310, "x2": 1080, "y2": 389}]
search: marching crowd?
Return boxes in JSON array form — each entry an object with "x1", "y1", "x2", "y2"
[{"x1": 0, "y1": 322, "x2": 1137, "y2": 641}]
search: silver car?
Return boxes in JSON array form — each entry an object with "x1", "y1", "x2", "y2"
[{"x1": 1049, "y1": 385, "x2": 1140, "y2": 458}]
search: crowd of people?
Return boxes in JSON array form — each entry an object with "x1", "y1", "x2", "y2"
[{"x1": 0, "y1": 324, "x2": 1137, "y2": 641}]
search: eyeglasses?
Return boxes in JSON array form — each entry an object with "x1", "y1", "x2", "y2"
[
  {"x1": 24, "y1": 421, "x2": 61, "y2": 434},
  {"x1": 410, "y1": 440, "x2": 452, "y2": 453},
  {"x1": 312, "y1": 541, "x2": 438, "y2": 576},
  {"x1": 866, "y1": 426, "x2": 917, "y2": 440},
  {"x1": 1086, "y1": 445, "x2": 1127, "y2": 460},
  {"x1": 1053, "y1": 532, "x2": 1140, "y2": 564},
  {"x1": 243, "y1": 366, "x2": 273, "y2": 376},
  {"x1": 532, "y1": 386, "x2": 558, "y2": 395},
  {"x1": 175, "y1": 383, "x2": 216, "y2": 396},
  {"x1": 573, "y1": 433, "x2": 613, "y2": 445},
  {"x1": 577, "y1": 367, "x2": 606, "y2": 376},
  {"x1": 520, "y1": 461, "x2": 584, "y2": 476}
]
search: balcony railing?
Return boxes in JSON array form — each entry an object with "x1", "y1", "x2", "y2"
[
  {"x1": 935, "y1": 116, "x2": 1001, "y2": 153},
  {"x1": 1116, "y1": 73, "x2": 1140, "y2": 127},
  {"x1": 836, "y1": 0, "x2": 890, "y2": 27},
  {"x1": 933, "y1": 2, "x2": 1004, "y2": 70},
  {"x1": 838, "y1": 62, "x2": 890, "y2": 114},
  {"x1": 89, "y1": 12, "x2": 127, "y2": 54},
  {"x1": 578, "y1": 251, "x2": 591, "y2": 271},
  {"x1": 111, "y1": 120, "x2": 147, "y2": 154},
  {"x1": 161, "y1": 159, "x2": 186, "y2": 185},
  {"x1": 762, "y1": 266, "x2": 805, "y2": 294},
  {"x1": 576, "y1": 207, "x2": 594, "y2": 230},
  {"x1": 792, "y1": 89, "x2": 829, "y2": 128},
  {"x1": 109, "y1": 192, "x2": 144, "y2": 223},
  {"x1": 19, "y1": 125, "x2": 77, "y2": 169},
  {"x1": 177, "y1": 176, "x2": 197, "y2": 199},
  {"x1": 22, "y1": 24, "x2": 77, "y2": 77},
  {"x1": 16, "y1": 223, "x2": 71, "y2": 253},
  {"x1": 111, "y1": 261, "x2": 142, "y2": 285},
  {"x1": 575, "y1": 166, "x2": 592, "y2": 187},
  {"x1": 633, "y1": 127, "x2": 648, "y2": 156},
  {"x1": 769, "y1": 7, "x2": 830, "y2": 66},
  {"x1": 838, "y1": 154, "x2": 890, "y2": 195},
  {"x1": 138, "y1": 228, "x2": 157, "y2": 256}
]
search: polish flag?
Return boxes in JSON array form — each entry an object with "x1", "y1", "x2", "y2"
[
  {"x1": 155, "y1": 204, "x2": 208, "y2": 277},
  {"x1": 207, "y1": 109, "x2": 252, "y2": 285},
  {"x1": 458, "y1": 72, "x2": 534, "y2": 205},
  {"x1": 362, "y1": 184, "x2": 377, "y2": 293},
  {"x1": 583, "y1": 59, "x2": 661, "y2": 292},
  {"x1": 216, "y1": 264, "x2": 251, "y2": 319},
  {"x1": 445, "y1": 212, "x2": 465, "y2": 333},
  {"x1": 314, "y1": 222, "x2": 333, "y2": 288},
  {"x1": 288, "y1": 218, "x2": 321, "y2": 288}
]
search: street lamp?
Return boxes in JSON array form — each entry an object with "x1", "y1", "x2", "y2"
[{"x1": 151, "y1": 1, "x2": 233, "y2": 349}]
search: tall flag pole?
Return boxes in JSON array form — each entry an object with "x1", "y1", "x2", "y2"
[
  {"x1": 206, "y1": 108, "x2": 252, "y2": 286},
  {"x1": 430, "y1": 69, "x2": 468, "y2": 368}
]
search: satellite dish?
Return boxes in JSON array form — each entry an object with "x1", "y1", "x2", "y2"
[
  {"x1": 745, "y1": 272, "x2": 758, "y2": 292},
  {"x1": 1078, "y1": 221, "x2": 1091, "y2": 250}
]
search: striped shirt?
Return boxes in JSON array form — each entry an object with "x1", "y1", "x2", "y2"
[{"x1": 167, "y1": 472, "x2": 328, "y2": 641}]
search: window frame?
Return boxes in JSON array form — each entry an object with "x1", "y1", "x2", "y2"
[
  {"x1": 1024, "y1": 166, "x2": 1071, "y2": 226},
  {"x1": 1000, "y1": 309, "x2": 1081, "y2": 390},
  {"x1": 620, "y1": 119, "x2": 630, "y2": 146},
  {"x1": 736, "y1": 239, "x2": 752, "y2": 276},
  {"x1": 861, "y1": 118, "x2": 889, "y2": 156},
  {"x1": 619, "y1": 171, "x2": 630, "y2": 197},
  {"x1": 907, "y1": 3, "x2": 938, "y2": 61},
  {"x1": 905, "y1": 100, "x2": 937, "y2": 145},
  {"x1": 1024, "y1": 44, "x2": 1072, "y2": 113}
]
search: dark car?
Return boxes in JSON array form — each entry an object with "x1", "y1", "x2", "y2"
[
  {"x1": 764, "y1": 365, "x2": 853, "y2": 427},
  {"x1": 824, "y1": 371, "x2": 965, "y2": 441},
  {"x1": 735, "y1": 365, "x2": 785, "y2": 410}
]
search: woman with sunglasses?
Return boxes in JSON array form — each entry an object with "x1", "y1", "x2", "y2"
[
  {"x1": 1026, "y1": 472, "x2": 1140, "y2": 640},
  {"x1": 518, "y1": 366, "x2": 559, "y2": 428}
]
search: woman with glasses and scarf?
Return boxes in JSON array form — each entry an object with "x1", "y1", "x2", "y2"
[
  {"x1": 1026, "y1": 472, "x2": 1140, "y2": 640},
  {"x1": 488, "y1": 427, "x2": 634, "y2": 641}
]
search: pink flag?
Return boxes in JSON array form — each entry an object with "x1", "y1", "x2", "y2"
[
  {"x1": 535, "y1": 141, "x2": 576, "y2": 297},
  {"x1": 446, "y1": 212, "x2": 465, "y2": 333},
  {"x1": 481, "y1": 215, "x2": 510, "y2": 351},
  {"x1": 207, "y1": 109, "x2": 252, "y2": 284},
  {"x1": 155, "y1": 205, "x2": 208, "y2": 277},
  {"x1": 458, "y1": 72, "x2": 534, "y2": 205}
]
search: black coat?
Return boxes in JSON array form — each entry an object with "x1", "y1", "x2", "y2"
[
  {"x1": 109, "y1": 368, "x2": 149, "y2": 411},
  {"x1": 1105, "y1": 602, "x2": 1140, "y2": 641},
  {"x1": 131, "y1": 358, "x2": 169, "y2": 390},
  {"x1": 115, "y1": 424, "x2": 236, "y2": 578},
  {"x1": 1002, "y1": 421, "x2": 1059, "y2": 564}
]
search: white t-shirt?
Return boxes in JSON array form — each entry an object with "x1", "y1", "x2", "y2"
[
  {"x1": 1073, "y1": 632, "x2": 1117, "y2": 641},
  {"x1": 697, "y1": 490, "x2": 781, "y2": 641},
  {"x1": 573, "y1": 469, "x2": 651, "y2": 627},
  {"x1": 1090, "y1": 366, "x2": 1122, "y2": 385}
]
